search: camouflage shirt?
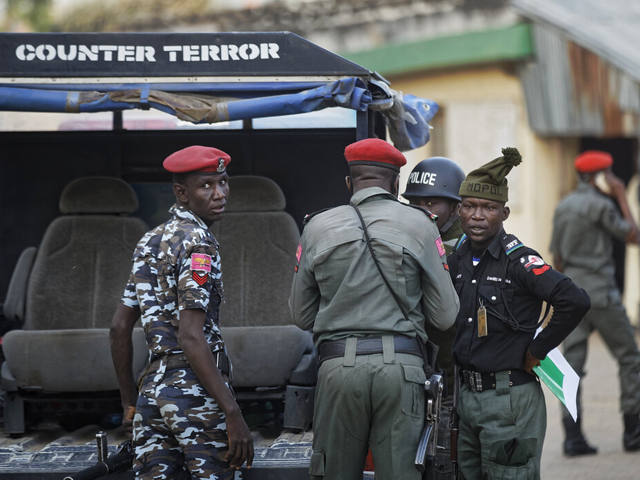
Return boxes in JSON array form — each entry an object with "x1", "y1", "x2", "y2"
[{"x1": 122, "y1": 204, "x2": 225, "y2": 357}]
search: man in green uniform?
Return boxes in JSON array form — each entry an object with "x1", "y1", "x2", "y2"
[
  {"x1": 449, "y1": 148, "x2": 590, "y2": 479},
  {"x1": 551, "y1": 150, "x2": 640, "y2": 455},
  {"x1": 403, "y1": 156, "x2": 466, "y2": 479},
  {"x1": 289, "y1": 138, "x2": 460, "y2": 480}
]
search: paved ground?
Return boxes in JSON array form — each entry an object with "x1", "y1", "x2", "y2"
[{"x1": 541, "y1": 332, "x2": 640, "y2": 479}]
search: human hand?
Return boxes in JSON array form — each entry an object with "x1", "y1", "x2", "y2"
[
  {"x1": 122, "y1": 405, "x2": 136, "y2": 439},
  {"x1": 604, "y1": 170, "x2": 626, "y2": 198},
  {"x1": 524, "y1": 349, "x2": 541, "y2": 375},
  {"x1": 225, "y1": 409, "x2": 254, "y2": 470}
]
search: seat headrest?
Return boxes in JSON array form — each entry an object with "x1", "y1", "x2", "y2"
[
  {"x1": 59, "y1": 177, "x2": 139, "y2": 215},
  {"x1": 226, "y1": 176, "x2": 286, "y2": 213}
]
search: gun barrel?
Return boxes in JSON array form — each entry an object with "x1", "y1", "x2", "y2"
[{"x1": 63, "y1": 462, "x2": 109, "y2": 480}]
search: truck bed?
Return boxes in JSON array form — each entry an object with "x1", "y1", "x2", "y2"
[{"x1": 0, "y1": 422, "x2": 313, "y2": 479}]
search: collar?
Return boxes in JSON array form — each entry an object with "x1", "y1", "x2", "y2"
[
  {"x1": 350, "y1": 186, "x2": 398, "y2": 206},
  {"x1": 457, "y1": 228, "x2": 505, "y2": 260},
  {"x1": 169, "y1": 203, "x2": 209, "y2": 230},
  {"x1": 576, "y1": 181, "x2": 597, "y2": 194}
]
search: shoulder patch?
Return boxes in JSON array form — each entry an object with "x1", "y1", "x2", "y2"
[
  {"x1": 520, "y1": 254, "x2": 551, "y2": 275},
  {"x1": 500, "y1": 233, "x2": 525, "y2": 257},
  {"x1": 303, "y1": 208, "x2": 331, "y2": 225},
  {"x1": 435, "y1": 236, "x2": 446, "y2": 257},
  {"x1": 405, "y1": 203, "x2": 438, "y2": 223},
  {"x1": 294, "y1": 243, "x2": 303, "y2": 273}
]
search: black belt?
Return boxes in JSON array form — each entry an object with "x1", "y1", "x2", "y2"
[
  {"x1": 461, "y1": 369, "x2": 536, "y2": 393},
  {"x1": 318, "y1": 335, "x2": 422, "y2": 364},
  {"x1": 149, "y1": 350, "x2": 231, "y2": 376}
]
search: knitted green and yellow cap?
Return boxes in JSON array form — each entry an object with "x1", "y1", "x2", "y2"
[{"x1": 458, "y1": 147, "x2": 522, "y2": 202}]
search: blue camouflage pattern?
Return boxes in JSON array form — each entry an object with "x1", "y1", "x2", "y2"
[
  {"x1": 133, "y1": 366, "x2": 234, "y2": 479},
  {"x1": 122, "y1": 204, "x2": 225, "y2": 357},
  {"x1": 122, "y1": 204, "x2": 235, "y2": 479}
]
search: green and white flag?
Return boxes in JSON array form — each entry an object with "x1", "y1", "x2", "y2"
[{"x1": 533, "y1": 329, "x2": 579, "y2": 421}]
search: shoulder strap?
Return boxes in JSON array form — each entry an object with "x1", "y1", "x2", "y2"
[
  {"x1": 350, "y1": 203, "x2": 436, "y2": 376},
  {"x1": 404, "y1": 203, "x2": 439, "y2": 223},
  {"x1": 303, "y1": 208, "x2": 331, "y2": 226}
]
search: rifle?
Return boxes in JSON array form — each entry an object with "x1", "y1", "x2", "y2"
[
  {"x1": 450, "y1": 366, "x2": 460, "y2": 480},
  {"x1": 63, "y1": 432, "x2": 133, "y2": 480},
  {"x1": 414, "y1": 372, "x2": 444, "y2": 478}
]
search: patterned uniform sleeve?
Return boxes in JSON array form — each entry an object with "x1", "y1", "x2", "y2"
[
  {"x1": 121, "y1": 270, "x2": 139, "y2": 308},
  {"x1": 177, "y1": 243, "x2": 220, "y2": 312}
]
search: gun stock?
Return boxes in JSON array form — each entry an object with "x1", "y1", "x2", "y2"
[
  {"x1": 63, "y1": 436, "x2": 133, "y2": 480},
  {"x1": 414, "y1": 374, "x2": 443, "y2": 477}
]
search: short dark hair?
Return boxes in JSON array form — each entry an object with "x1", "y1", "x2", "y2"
[
  {"x1": 349, "y1": 164, "x2": 398, "y2": 182},
  {"x1": 172, "y1": 172, "x2": 193, "y2": 185}
]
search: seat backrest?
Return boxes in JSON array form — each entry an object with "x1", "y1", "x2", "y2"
[
  {"x1": 211, "y1": 176, "x2": 300, "y2": 327},
  {"x1": 24, "y1": 177, "x2": 148, "y2": 330}
]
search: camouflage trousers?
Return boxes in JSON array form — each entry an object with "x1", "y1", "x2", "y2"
[{"x1": 133, "y1": 364, "x2": 235, "y2": 480}]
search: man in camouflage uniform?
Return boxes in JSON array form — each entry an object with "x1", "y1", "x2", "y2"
[{"x1": 110, "y1": 146, "x2": 253, "y2": 479}]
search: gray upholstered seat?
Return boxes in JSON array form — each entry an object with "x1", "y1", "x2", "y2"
[
  {"x1": 211, "y1": 176, "x2": 316, "y2": 429},
  {"x1": 1, "y1": 177, "x2": 149, "y2": 434}
]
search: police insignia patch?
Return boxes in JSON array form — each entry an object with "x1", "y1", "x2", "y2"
[
  {"x1": 295, "y1": 244, "x2": 302, "y2": 272},
  {"x1": 193, "y1": 271, "x2": 208, "y2": 285},
  {"x1": 522, "y1": 255, "x2": 550, "y2": 275},
  {"x1": 435, "y1": 237, "x2": 446, "y2": 257},
  {"x1": 191, "y1": 254, "x2": 212, "y2": 272}
]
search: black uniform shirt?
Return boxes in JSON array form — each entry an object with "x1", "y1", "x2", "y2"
[{"x1": 448, "y1": 230, "x2": 590, "y2": 373}]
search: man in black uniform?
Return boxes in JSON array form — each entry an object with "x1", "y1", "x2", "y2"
[{"x1": 448, "y1": 147, "x2": 591, "y2": 479}]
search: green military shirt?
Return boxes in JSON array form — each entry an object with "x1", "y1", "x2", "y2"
[
  {"x1": 289, "y1": 187, "x2": 459, "y2": 347},
  {"x1": 550, "y1": 181, "x2": 631, "y2": 308}
]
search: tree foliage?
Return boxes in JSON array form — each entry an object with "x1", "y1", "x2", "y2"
[
  {"x1": 3, "y1": 0, "x2": 53, "y2": 32},
  {"x1": 55, "y1": 0, "x2": 212, "y2": 32}
]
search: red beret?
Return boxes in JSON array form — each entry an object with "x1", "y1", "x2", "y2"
[
  {"x1": 163, "y1": 145, "x2": 231, "y2": 174},
  {"x1": 575, "y1": 150, "x2": 613, "y2": 173},
  {"x1": 344, "y1": 138, "x2": 406, "y2": 172}
]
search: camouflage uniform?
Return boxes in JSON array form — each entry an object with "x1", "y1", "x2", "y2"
[{"x1": 122, "y1": 204, "x2": 233, "y2": 480}]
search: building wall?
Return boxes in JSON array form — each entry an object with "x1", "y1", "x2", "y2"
[{"x1": 392, "y1": 64, "x2": 578, "y2": 262}]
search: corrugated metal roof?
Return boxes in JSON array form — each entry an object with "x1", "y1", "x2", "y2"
[
  {"x1": 513, "y1": 0, "x2": 640, "y2": 83},
  {"x1": 513, "y1": 0, "x2": 640, "y2": 136}
]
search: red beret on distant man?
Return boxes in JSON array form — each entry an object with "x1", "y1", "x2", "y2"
[
  {"x1": 575, "y1": 150, "x2": 613, "y2": 173},
  {"x1": 164, "y1": 145, "x2": 232, "y2": 174},
  {"x1": 344, "y1": 138, "x2": 407, "y2": 172}
]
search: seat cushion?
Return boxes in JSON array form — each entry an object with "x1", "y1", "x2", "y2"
[
  {"x1": 25, "y1": 216, "x2": 148, "y2": 330},
  {"x1": 2, "y1": 328, "x2": 148, "y2": 392},
  {"x1": 222, "y1": 326, "x2": 314, "y2": 388}
]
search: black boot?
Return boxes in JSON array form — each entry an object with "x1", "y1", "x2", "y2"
[
  {"x1": 563, "y1": 417, "x2": 598, "y2": 456},
  {"x1": 623, "y1": 414, "x2": 640, "y2": 451}
]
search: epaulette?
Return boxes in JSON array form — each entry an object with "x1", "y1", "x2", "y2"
[
  {"x1": 452, "y1": 233, "x2": 467, "y2": 253},
  {"x1": 405, "y1": 203, "x2": 438, "y2": 223},
  {"x1": 500, "y1": 233, "x2": 527, "y2": 259},
  {"x1": 303, "y1": 208, "x2": 331, "y2": 226}
]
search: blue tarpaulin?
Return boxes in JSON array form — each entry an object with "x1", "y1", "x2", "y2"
[{"x1": 0, "y1": 77, "x2": 437, "y2": 151}]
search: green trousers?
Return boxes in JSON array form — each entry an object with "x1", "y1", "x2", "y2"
[
  {"x1": 310, "y1": 337, "x2": 425, "y2": 480},
  {"x1": 457, "y1": 372, "x2": 546, "y2": 480}
]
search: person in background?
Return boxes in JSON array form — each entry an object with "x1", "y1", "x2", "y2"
[{"x1": 551, "y1": 150, "x2": 640, "y2": 455}]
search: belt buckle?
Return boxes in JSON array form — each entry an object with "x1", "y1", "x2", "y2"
[{"x1": 473, "y1": 372, "x2": 483, "y2": 392}]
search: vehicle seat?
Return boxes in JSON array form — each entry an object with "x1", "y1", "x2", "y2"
[
  {"x1": 211, "y1": 176, "x2": 317, "y2": 430},
  {"x1": 1, "y1": 177, "x2": 149, "y2": 434}
]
